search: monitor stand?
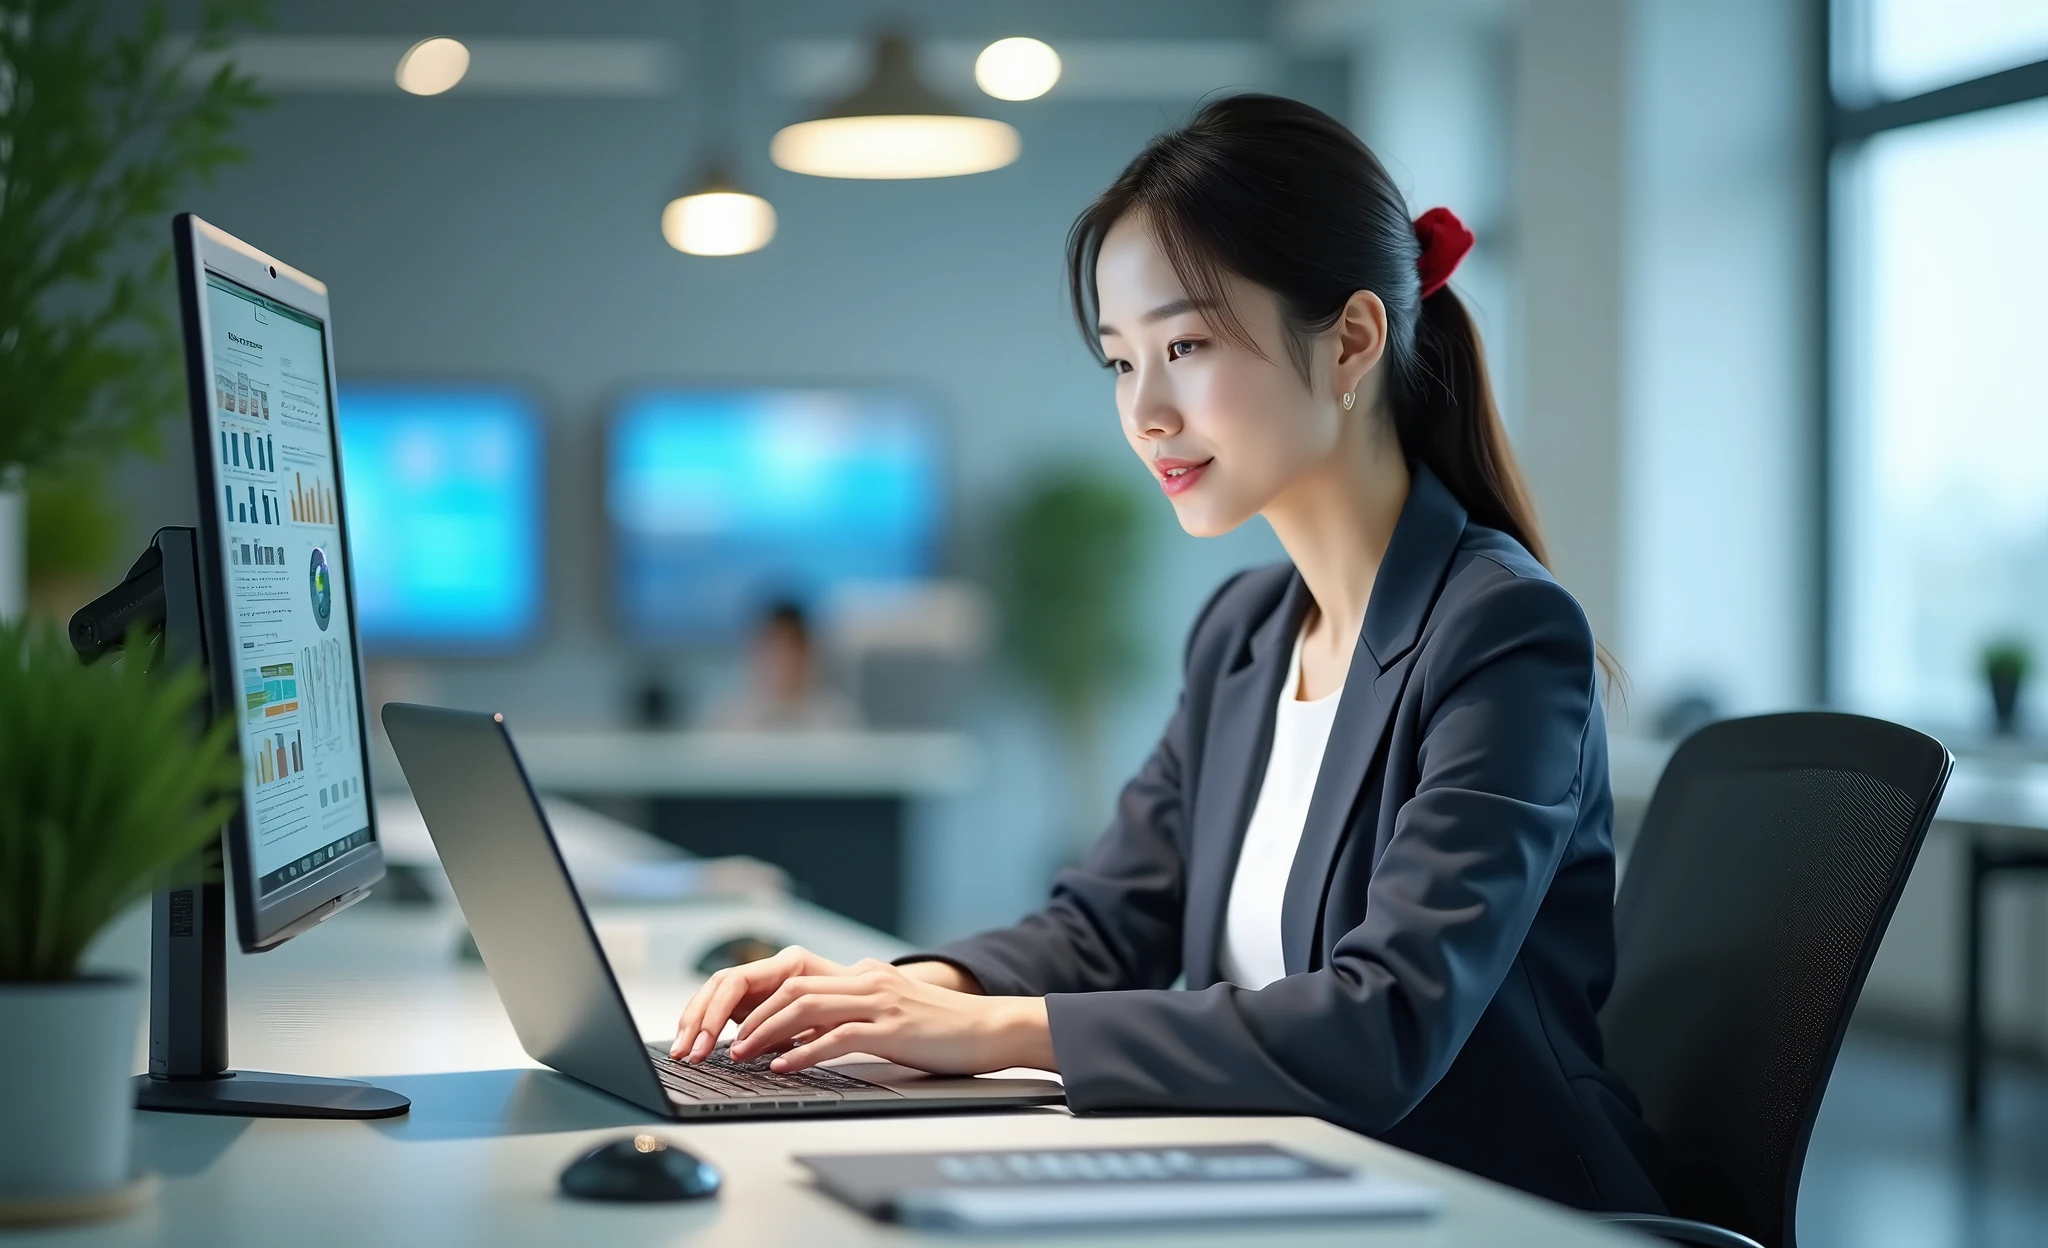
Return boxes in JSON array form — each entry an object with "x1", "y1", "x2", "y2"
[{"x1": 75, "y1": 528, "x2": 409, "y2": 1119}]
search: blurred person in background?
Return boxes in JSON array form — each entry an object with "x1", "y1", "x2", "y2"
[
  {"x1": 707, "y1": 600, "x2": 859, "y2": 731},
  {"x1": 671, "y1": 95, "x2": 1661, "y2": 1215}
]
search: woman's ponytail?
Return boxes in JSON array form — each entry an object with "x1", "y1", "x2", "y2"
[{"x1": 1397, "y1": 287, "x2": 1547, "y2": 567}]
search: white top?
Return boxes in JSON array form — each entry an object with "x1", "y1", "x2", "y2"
[{"x1": 1218, "y1": 625, "x2": 1345, "y2": 989}]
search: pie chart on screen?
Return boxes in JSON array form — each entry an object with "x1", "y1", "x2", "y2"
[{"x1": 308, "y1": 547, "x2": 333, "y2": 631}]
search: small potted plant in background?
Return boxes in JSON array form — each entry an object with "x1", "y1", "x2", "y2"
[
  {"x1": 0, "y1": 620, "x2": 239, "y2": 1222},
  {"x1": 1983, "y1": 638, "x2": 2032, "y2": 738}
]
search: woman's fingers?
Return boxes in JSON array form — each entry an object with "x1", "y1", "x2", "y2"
[
  {"x1": 671, "y1": 946, "x2": 841, "y2": 1060},
  {"x1": 732, "y1": 970, "x2": 889, "y2": 1049},
  {"x1": 733, "y1": 995, "x2": 879, "y2": 1065},
  {"x1": 769, "y1": 1022, "x2": 881, "y2": 1072},
  {"x1": 670, "y1": 970, "x2": 728, "y2": 1058},
  {"x1": 686, "y1": 968, "x2": 771, "y2": 1058},
  {"x1": 674, "y1": 963, "x2": 764, "y2": 1059},
  {"x1": 729, "y1": 976, "x2": 879, "y2": 1055}
]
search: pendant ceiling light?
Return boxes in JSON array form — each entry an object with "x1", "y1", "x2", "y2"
[
  {"x1": 395, "y1": 38, "x2": 470, "y2": 96},
  {"x1": 771, "y1": 32, "x2": 1020, "y2": 179},
  {"x1": 663, "y1": 0, "x2": 776, "y2": 256},
  {"x1": 662, "y1": 164, "x2": 777, "y2": 256}
]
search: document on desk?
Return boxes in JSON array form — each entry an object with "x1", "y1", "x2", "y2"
[{"x1": 796, "y1": 1142, "x2": 1441, "y2": 1230}]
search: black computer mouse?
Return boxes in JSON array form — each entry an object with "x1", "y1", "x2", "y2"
[
  {"x1": 693, "y1": 933, "x2": 780, "y2": 975},
  {"x1": 559, "y1": 1134, "x2": 721, "y2": 1202}
]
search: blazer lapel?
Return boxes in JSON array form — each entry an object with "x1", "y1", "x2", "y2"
[
  {"x1": 1181, "y1": 574, "x2": 1310, "y2": 988},
  {"x1": 1278, "y1": 465, "x2": 1469, "y2": 974}
]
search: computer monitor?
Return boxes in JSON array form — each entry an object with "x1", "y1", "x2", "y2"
[
  {"x1": 178, "y1": 215, "x2": 384, "y2": 954},
  {"x1": 607, "y1": 387, "x2": 943, "y2": 642},
  {"x1": 336, "y1": 383, "x2": 545, "y2": 654}
]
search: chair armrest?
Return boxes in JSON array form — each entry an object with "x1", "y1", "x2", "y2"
[{"x1": 1594, "y1": 1213, "x2": 1768, "y2": 1248}]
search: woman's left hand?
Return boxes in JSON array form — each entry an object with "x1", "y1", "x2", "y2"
[{"x1": 725, "y1": 958, "x2": 1055, "y2": 1076}]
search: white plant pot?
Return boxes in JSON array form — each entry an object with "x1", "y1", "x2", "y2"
[
  {"x1": 0, "y1": 469, "x2": 24, "y2": 624},
  {"x1": 0, "y1": 975, "x2": 143, "y2": 1198}
]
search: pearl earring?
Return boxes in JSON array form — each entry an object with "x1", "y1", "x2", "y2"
[{"x1": 1342, "y1": 391, "x2": 1356, "y2": 410}]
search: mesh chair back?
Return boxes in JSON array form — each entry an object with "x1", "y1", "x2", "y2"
[{"x1": 1602, "y1": 713, "x2": 1950, "y2": 1248}]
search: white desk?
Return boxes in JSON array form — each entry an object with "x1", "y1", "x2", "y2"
[{"x1": 45, "y1": 901, "x2": 1649, "y2": 1247}]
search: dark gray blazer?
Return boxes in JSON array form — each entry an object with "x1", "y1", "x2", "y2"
[{"x1": 913, "y1": 464, "x2": 1664, "y2": 1213}]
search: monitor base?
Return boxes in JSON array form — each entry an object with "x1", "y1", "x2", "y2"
[{"x1": 134, "y1": 1071, "x2": 410, "y2": 1119}]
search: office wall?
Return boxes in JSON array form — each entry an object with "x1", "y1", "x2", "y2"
[
  {"x1": 113, "y1": 0, "x2": 1306, "y2": 942},
  {"x1": 1514, "y1": 0, "x2": 1629, "y2": 655},
  {"x1": 1618, "y1": 0, "x2": 1821, "y2": 719},
  {"x1": 1503, "y1": 0, "x2": 1821, "y2": 724}
]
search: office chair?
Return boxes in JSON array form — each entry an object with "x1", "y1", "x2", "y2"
[{"x1": 1597, "y1": 713, "x2": 1951, "y2": 1248}]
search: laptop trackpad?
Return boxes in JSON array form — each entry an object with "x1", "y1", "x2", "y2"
[{"x1": 827, "y1": 1059, "x2": 1065, "y2": 1102}]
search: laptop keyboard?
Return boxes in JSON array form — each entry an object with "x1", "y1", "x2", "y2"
[{"x1": 648, "y1": 1042, "x2": 879, "y2": 1101}]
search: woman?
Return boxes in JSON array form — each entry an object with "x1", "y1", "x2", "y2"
[{"x1": 671, "y1": 94, "x2": 1663, "y2": 1213}]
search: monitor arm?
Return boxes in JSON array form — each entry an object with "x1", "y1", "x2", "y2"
[
  {"x1": 68, "y1": 527, "x2": 206, "y2": 671},
  {"x1": 69, "y1": 529, "x2": 232, "y2": 1086},
  {"x1": 70, "y1": 528, "x2": 407, "y2": 1119}
]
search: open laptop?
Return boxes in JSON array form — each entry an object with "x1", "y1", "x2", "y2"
[{"x1": 381, "y1": 702, "x2": 1066, "y2": 1119}]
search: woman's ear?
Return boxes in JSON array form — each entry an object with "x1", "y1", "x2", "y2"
[{"x1": 1333, "y1": 289, "x2": 1389, "y2": 402}]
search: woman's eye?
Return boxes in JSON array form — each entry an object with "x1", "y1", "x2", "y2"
[
  {"x1": 1168, "y1": 340, "x2": 1198, "y2": 359},
  {"x1": 1108, "y1": 359, "x2": 1133, "y2": 375}
]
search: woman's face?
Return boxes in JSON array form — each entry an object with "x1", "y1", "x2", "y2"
[{"x1": 1094, "y1": 213, "x2": 1367, "y2": 537}]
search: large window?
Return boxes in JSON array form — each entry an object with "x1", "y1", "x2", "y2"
[
  {"x1": 1829, "y1": 1, "x2": 2048, "y2": 730},
  {"x1": 1837, "y1": 0, "x2": 2048, "y2": 101}
]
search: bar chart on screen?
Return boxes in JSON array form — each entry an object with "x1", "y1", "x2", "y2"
[
  {"x1": 223, "y1": 484, "x2": 283, "y2": 527},
  {"x1": 230, "y1": 540, "x2": 287, "y2": 567},
  {"x1": 291, "y1": 471, "x2": 335, "y2": 525},
  {"x1": 219, "y1": 425, "x2": 277, "y2": 474},
  {"x1": 253, "y1": 730, "x2": 304, "y2": 787}
]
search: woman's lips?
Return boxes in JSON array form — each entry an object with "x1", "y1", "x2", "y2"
[{"x1": 1155, "y1": 457, "x2": 1213, "y2": 497}]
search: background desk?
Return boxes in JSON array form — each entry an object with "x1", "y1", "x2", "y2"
[
  {"x1": 1930, "y1": 763, "x2": 2048, "y2": 1127},
  {"x1": 52, "y1": 892, "x2": 1650, "y2": 1247},
  {"x1": 511, "y1": 730, "x2": 984, "y2": 935}
]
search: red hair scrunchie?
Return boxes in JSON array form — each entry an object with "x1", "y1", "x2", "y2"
[{"x1": 1413, "y1": 206, "x2": 1475, "y2": 299}]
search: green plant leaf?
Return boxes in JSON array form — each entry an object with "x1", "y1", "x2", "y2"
[
  {"x1": 1983, "y1": 638, "x2": 2033, "y2": 681},
  {"x1": 0, "y1": 0, "x2": 271, "y2": 475},
  {"x1": 996, "y1": 469, "x2": 1147, "y2": 732},
  {"x1": 0, "y1": 617, "x2": 242, "y2": 980},
  {"x1": 24, "y1": 462, "x2": 124, "y2": 585}
]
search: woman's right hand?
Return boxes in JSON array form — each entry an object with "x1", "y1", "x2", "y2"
[
  {"x1": 671, "y1": 945, "x2": 852, "y2": 1062},
  {"x1": 670, "y1": 947, "x2": 982, "y2": 1062}
]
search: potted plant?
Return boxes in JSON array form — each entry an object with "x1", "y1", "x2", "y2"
[
  {"x1": 0, "y1": 619, "x2": 239, "y2": 1216},
  {"x1": 0, "y1": 0, "x2": 266, "y2": 621},
  {"x1": 1983, "y1": 638, "x2": 2032, "y2": 737},
  {"x1": 995, "y1": 469, "x2": 1146, "y2": 857}
]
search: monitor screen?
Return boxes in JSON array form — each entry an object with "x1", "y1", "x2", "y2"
[
  {"x1": 201, "y1": 272, "x2": 371, "y2": 898},
  {"x1": 337, "y1": 384, "x2": 545, "y2": 653},
  {"x1": 608, "y1": 388, "x2": 942, "y2": 641}
]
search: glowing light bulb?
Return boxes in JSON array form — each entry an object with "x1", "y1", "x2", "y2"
[
  {"x1": 770, "y1": 116, "x2": 1019, "y2": 179},
  {"x1": 974, "y1": 37, "x2": 1061, "y2": 101},
  {"x1": 661, "y1": 191, "x2": 777, "y2": 256},
  {"x1": 396, "y1": 38, "x2": 470, "y2": 96}
]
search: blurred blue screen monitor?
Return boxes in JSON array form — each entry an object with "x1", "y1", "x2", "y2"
[
  {"x1": 609, "y1": 388, "x2": 942, "y2": 642},
  {"x1": 336, "y1": 384, "x2": 544, "y2": 653}
]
